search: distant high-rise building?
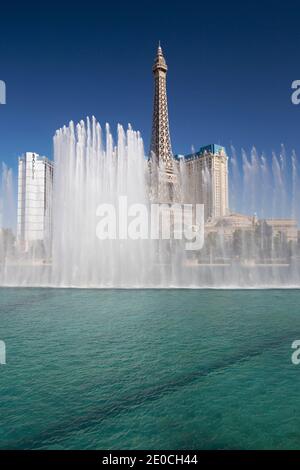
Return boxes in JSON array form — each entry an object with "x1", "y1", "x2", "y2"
[
  {"x1": 17, "y1": 152, "x2": 53, "y2": 250},
  {"x1": 177, "y1": 144, "x2": 229, "y2": 220}
]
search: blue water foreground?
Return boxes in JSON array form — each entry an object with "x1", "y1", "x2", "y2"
[{"x1": 0, "y1": 288, "x2": 300, "y2": 450}]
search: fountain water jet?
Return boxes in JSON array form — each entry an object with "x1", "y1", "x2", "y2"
[
  {"x1": 1, "y1": 118, "x2": 300, "y2": 288},
  {"x1": 0, "y1": 163, "x2": 15, "y2": 230},
  {"x1": 51, "y1": 117, "x2": 157, "y2": 287}
]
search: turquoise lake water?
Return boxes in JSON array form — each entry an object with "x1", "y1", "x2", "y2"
[{"x1": 0, "y1": 288, "x2": 300, "y2": 450}]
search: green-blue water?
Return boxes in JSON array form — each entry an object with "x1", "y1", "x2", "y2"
[{"x1": 0, "y1": 288, "x2": 300, "y2": 450}]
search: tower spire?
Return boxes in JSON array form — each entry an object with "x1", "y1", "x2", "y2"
[
  {"x1": 149, "y1": 43, "x2": 179, "y2": 202},
  {"x1": 150, "y1": 43, "x2": 172, "y2": 164}
]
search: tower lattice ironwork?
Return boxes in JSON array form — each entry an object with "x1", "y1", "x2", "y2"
[
  {"x1": 150, "y1": 43, "x2": 173, "y2": 164},
  {"x1": 149, "y1": 43, "x2": 178, "y2": 201}
]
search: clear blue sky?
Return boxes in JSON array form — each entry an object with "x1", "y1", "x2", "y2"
[{"x1": 0, "y1": 0, "x2": 300, "y2": 178}]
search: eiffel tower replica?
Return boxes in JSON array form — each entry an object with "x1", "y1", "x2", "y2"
[{"x1": 149, "y1": 43, "x2": 180, "y2": 203}]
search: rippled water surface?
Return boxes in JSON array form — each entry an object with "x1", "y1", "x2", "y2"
[{"x1": 0, "y1": 288, "x2": 300, "y2": 449}]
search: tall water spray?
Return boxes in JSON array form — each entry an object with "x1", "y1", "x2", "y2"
[
  {"x1": 0, "y1": 163, "x2": 15, "y2": 230},
  {"x1": 1, "y1": 117, "x2": 300, "y2": 288},
  {"x1": 0, "y1": 164, "x2": 15, "y2": 277},
  {"x1": 230, "y1": 145, "x2": 299, "y2": 221},
  {"x1": 51, "y1": 118, "x2": 151, "y2": 287}
]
